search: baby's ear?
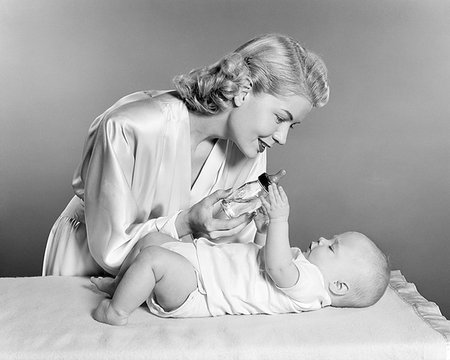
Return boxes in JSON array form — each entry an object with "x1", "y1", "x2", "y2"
[{"x1": 328, "y1": 280, "x2": 349, "y2": 296}]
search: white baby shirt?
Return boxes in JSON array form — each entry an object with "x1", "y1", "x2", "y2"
[{"x1": 194, "y1": 238, "x2": 332, "y2": 316}]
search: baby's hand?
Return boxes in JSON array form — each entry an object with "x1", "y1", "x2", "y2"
[
  {"x1": 260, "y1": 184, "x2": 289, "y2": 222},
  {"x1": 253, "y1": 206, "x2": 269, "y2": 234}
]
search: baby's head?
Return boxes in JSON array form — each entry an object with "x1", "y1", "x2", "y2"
[{"x1": 304, "y1": 231, "x2": 389, "y2": 308}]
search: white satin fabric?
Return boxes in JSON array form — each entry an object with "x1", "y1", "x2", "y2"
[{"x1": 42, "y1": 91, "x2": 266, "y2": 276}]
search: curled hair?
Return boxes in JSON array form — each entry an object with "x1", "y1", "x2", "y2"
[
  {"x1": 173, "y1": 33, "x2": 330, "y2": 115},
  {"x1": 173, "y1": 53, "x2": 250, "y2": 115}
]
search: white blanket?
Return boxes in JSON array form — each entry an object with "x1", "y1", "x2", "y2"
[{"x1": 0, "y1": 271, "x2": 449, "y2": 360}]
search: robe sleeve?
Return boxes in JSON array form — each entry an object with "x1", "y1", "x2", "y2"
[{"x1": 81, "y1": 112, "x2": 181, "y2": 274}]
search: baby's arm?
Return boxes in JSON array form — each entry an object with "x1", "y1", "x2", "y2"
[
  {"x1": 260, "y1": 184, "x2": 299, "y2": 288},
  {"x1": 252, "y1": 208, "x2": 268, "y2": 246}
]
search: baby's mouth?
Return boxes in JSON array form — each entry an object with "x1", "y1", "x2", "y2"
[{"x1": 304, "y1": 245, "x2": 312, "y2": 257}]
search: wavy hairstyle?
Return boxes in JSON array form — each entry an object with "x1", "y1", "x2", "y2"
[{"x1": 173, "y1": 33, "x2": 330, "y2": 115}]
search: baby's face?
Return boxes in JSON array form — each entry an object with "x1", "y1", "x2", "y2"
[{"x1": 304, "y1": 232, "x2": 368, "y2": 283}]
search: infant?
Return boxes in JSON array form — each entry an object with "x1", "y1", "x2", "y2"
[{"x1": 91, "y1": 184, "x2": 390, "y2": 325}]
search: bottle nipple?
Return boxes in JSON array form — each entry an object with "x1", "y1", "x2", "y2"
[
  {"x1": 268, "y1": 169, "x2": 286, "y2": 184},
  {"x1": 258, "y1": 169, "x2": 286, "y2": 191}
]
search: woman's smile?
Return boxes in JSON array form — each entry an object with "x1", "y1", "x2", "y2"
[
  {"x1": 258, "y1": 139, "x2": 271, "y2": 153},
  {"x1": 229, "y1": 93, "x2": 312, "y2": 158}
]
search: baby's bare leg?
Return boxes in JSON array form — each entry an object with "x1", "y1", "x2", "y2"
[
  {"x1": 115, "y1": 232, "x2": 180, "y2": 279},
  {"x1": 91, "y1": 233, "x2": 179, "y2": 297},
  {"x1": 92, "y1": 245, "x2": 197, "y2": 325}
]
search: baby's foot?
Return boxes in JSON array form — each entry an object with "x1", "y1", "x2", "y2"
[
  {"x1": 92, "y1": 299, "x2": 129, "y2": 326},
  {"x1": 90, "y1": 277, "x2": 117, "y2": 297}
]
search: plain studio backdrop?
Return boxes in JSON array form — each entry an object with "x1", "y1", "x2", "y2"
[{"x1": 1, "y1": 0, "x2": 449, "y2": 318}]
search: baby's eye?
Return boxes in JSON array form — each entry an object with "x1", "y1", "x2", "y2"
[
  {"x1": 290, "y1": 122, "x2": 301, "y2": 129},
  {"x1": 329, "y1": 245, "x2": 334, "y2": 252}
]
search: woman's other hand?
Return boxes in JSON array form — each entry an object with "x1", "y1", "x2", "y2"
[{"x1": 176, "y1": 189, "x2": 253, "y2": 240}]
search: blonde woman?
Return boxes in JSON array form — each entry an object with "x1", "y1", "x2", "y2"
[{"x1": 43, "y1": 33, "x2": 330, "y2": 277}]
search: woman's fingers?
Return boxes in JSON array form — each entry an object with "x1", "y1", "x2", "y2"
[
  {"x1": 208, "y1": 212, "x2": 254, "y2": 239},
  {"x1": 202, "y1": 188, "x2": 233, "y2": 206},
  {"x1": 209, "y1": 219, "x2": 252, "y2": 239},
  {"x1": 211, "y1": 212, "x2": 253, "y2": 231}
]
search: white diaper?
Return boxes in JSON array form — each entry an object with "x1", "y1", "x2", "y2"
[
  {"x1": 145, "y1": 241, "x2": 211, "y2": 318},
  {"x1": 147, "y1": 286, "x2": 211, "y2": 318}
]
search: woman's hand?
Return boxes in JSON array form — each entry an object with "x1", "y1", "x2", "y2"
[{"x1": 176, "y1": 189, "x2": 254, "y2": 240}]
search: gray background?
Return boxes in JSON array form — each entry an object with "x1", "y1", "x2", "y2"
[{"x1": 1, "y1": 0, "x2": 449, "y2": 318}]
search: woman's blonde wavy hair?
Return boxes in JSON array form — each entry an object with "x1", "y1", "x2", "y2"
[{"x1": 173, "y1": 33, "x2": 330, "y2": 115}]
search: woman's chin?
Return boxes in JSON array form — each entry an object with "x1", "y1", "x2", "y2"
[
  {"x1": 247, "y1": 148, "x2": 260, "y2": 159},
  {"x1": 235, "y1": 143, "x2": 259, "y2": 159}
]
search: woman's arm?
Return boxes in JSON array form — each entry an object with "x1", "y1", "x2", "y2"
[
  {"x1": 260, "y1": 185, "x2": 299, "y2": 288},
  {"x1": 82, "y1": 113, "x2": 179, "y2": 273},
  {"x1": 79, "y1": 96, "x2": 195, "y2": 274}
]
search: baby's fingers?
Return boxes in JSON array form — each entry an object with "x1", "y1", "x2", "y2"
[
  {"x1": 278, "y1": 186, "x2": 288, "y2": 203},
  {"x1": 260, "y1": 195, "x2": 270, "y2": 211},
  {"x1": 270, "y1": 184, "x2": 283, "y2": 203},
  {"x1": 260, "y1": 195, "x2": 269, "y2": 207},
  {"x1": 267, "y1": 184, "x2": 277, "y2": 204},
  {"x1": 258, "y1": 203, "x2": 268, "y2": 216},
  {"x1": 270, "y1": 184, "x2": 282, "y2": 205}
]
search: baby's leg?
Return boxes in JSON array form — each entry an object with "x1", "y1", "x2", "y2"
[
  {"x1": 116, "y1": 232, "x2": 180, "y2": 280},
  {"x1": 92, "y1": 245, "x2": 197, "y2": 325},
  {"x1": 91, "y1": 233, "x2": 178, "y2": 297}
]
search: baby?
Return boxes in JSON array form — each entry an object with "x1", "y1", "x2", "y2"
[{"x1": 91, "y1": 184, "x2": 390, "y2": 325}]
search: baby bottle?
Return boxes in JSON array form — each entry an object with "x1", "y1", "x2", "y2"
[{"x1": 221, "y1": 170, "x2": 286, "y2": 218}]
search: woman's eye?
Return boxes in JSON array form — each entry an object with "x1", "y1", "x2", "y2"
[{"x1": 275, "y1": 115, "x2": 284, "y2": 124}]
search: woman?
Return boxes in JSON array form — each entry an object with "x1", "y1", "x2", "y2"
[{"x1": 42, "y1": 33, "x2": 329, "y2": 276}]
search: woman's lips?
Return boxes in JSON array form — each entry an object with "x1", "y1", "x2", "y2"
[{"x1": 258, "y1": 139, "x2": 270, "y2": 152}]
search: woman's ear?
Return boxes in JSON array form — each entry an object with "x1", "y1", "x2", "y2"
[
  {"x1": 233, "y1": 78, "x2": 253, "y2": 107},
  {"x1": 328, "y1": 280, "x2": 349, "y2": 296}
]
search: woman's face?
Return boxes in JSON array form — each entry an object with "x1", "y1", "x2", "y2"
[{"x1": 227, "y1": 92, "x2": 312, "y2": 158}]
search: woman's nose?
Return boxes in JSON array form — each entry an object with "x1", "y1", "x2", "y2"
[{"x1": 273, "y1": 125, "x2": 289, "y2": 145}]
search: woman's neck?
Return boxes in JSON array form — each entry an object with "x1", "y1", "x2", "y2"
[{"x1": 188, "y1": 110, "x2": 230, "y2": 152}]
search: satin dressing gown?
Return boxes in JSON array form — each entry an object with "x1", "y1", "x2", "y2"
[{"x1": 42, "y1": 91, "x2": 266, "y2": 276}]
